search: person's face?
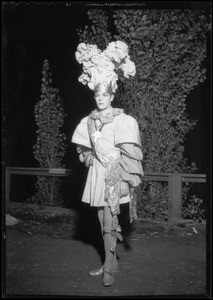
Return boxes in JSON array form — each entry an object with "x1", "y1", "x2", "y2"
[{"x1": 94, "y1": 87, "x2": 114, "y2": 112}]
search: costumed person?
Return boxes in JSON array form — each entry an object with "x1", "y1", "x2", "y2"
[{"x1": 71, "y1": 41, "x2": 144, "y2": 287}]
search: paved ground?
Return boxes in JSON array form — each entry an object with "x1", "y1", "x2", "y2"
[{"x1": 3, "y1": 202, "x2": 210, "y2": 297}]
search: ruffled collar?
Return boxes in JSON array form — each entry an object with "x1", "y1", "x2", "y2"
[{"x1": 90, "y1": 107, "x2": 124, "y2": 124}]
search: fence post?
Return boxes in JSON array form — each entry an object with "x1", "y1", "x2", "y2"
[
  {"x1": 168, "y1": 174, "x2": 182, "y2": 224},
  {"x1": 5, "y1": 167, "x2": 11, "y2": 206}
]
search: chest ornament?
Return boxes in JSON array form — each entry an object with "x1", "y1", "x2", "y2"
[{"x1": 92, "y1": 130, "x2": 102, "y2": 143}]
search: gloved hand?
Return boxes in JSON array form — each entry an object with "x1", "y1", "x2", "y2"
[{"x1": 120, "y1": 181, "x2": 129, "y2": 197}]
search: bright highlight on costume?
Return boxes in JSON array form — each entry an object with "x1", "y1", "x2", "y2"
[{"x1": 75, "y1": 41, "x2": 136, "y2": 93}]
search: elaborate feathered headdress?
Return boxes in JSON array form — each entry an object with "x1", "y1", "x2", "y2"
[{"x1": 75, "y1": 41, "x2": 136, "y2": 93}]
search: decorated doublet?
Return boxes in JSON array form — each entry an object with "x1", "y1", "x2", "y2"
[{"x1": 72, "y1": 107, "x2": 143, "y2": 218}]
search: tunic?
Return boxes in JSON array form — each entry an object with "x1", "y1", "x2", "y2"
[{"x1": 71, "y1": 108, "x2": 144, "y2": 214}]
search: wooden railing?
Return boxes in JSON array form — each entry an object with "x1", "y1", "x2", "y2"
[
  {"x1": 5, "y1": 167, "x2": 206, "y2": 224},
  {"x1": 5, "y1": 167, "x2": 74, "y2": 203},
  {"x1": 142, "y1": 172, "x2": 206, "y2": 224}
]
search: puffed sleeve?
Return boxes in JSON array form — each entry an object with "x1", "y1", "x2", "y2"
[
  {"x1": 71, "y1": 116, "x2": 92, "y2": 149},
  {"x1": 114, "y1": 113, "x2": 141, "y2": 147},
  {"x1": 118, "y1": 144, "x2": 144, "y2": 187},
  {"x1": 114, "y1": 114, "x2": 144, "y2": 187}
]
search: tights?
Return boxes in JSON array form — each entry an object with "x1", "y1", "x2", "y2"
[{"x1": 97, "y1": 207, "x2": 118, "y2": 271}]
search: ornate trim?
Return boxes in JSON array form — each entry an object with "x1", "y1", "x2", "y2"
[{"x1": 90, "y1": 108, "x2": 124, "y2": 124}]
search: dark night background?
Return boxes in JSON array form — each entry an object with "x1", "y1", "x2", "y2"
[{"x1": 2, "y1": 2, "x2": 211, "y2": 208}]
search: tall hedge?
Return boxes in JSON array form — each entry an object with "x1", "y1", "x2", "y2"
[
  {"x1": 77, "y1": 9, "x2": 210, "y2": 220},
  {"x1": 29, "y1": 59, "x2": 67, "y2": 206}
]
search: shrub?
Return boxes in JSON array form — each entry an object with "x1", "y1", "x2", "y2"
[{"x1": 28, "y1": 59, "x2": 67, "y2": 206}]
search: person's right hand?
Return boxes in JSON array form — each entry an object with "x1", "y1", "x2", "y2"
[{"x1": 85, "y1": 153, "x2": 94, "y2": 167}]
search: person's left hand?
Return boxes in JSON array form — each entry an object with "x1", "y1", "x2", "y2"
[{"x1": 120, "y1": 181, "x2": 129, "y2": 197}]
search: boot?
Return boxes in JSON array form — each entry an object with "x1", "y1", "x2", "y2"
[
  {"x1": 88, "y1": 265, "x2": 103, "y2": 277},
  {"x1": 102, "y1": 269, "x2": 115, "y2": 287},
  {"x1": 88, "y1": 262, "x2": 118, "y2": 276}
]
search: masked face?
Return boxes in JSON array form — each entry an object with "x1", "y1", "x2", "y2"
[{"x1": 94, "y1": 85, "x2": 114, "y2": 112}]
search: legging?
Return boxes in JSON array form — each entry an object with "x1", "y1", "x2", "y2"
[{"x1": 97, "y1": 206, "x2": 118, "y2": 271}]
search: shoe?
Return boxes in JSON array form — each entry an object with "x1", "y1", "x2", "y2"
[
  {"x1": 89, "y1": 266, "x2": 103, "y2": 277},
  {"x1": 89, "y1": 263, "x2": 118, "y2": 276},
  {"x1": 102, "y1": 269, "x2": 115, "y2": 287}
]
